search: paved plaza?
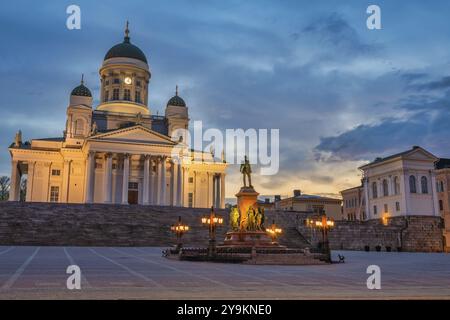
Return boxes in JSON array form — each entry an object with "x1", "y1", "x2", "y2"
[{"x1": 0, "y1": 246, "x2": 449, "y2": 299}]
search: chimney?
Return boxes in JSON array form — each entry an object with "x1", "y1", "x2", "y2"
[{"x1": 293, "y1": 189, "x2": 301, "y2": 197}]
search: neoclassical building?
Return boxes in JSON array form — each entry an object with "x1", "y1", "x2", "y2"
[
  {"x1": 341, "y1": 146, "x2": 441, "y2": 222},
  {"x1": 8, "y1": 24, "x2": 227, "y2": 208}
]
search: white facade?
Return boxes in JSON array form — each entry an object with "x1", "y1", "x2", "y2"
[
  {"x1": 8, "y1": 24, "x2": 227, "y2": 208},
  {"x1": 360, "y1": 147, "x2": 440, "y2": 220}
]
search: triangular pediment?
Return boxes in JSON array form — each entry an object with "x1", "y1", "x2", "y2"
[
  {"x1": 404, "y1": 148, "x2": 438, "y2": 161},
  {"x1": 88, "y1": 125, "x2": 175, "y2": 146}
]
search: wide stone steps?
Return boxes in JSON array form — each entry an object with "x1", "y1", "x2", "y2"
[{"x1": 0, "y1": 202, "x2": 310, "y2": 249}]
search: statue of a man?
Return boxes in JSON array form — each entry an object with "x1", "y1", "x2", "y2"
[
  {"x1": 230, "y1": 207, "x2": 240, "y2": 231},
  {"x1": 239, "y1": 208, "x2": 248, "y2": 231},
  {"x1": 240, "y1": 155, "x2": 252, "y2": 188},
  {"x1": 256, "y1": 207, "x2": 265, "y2": 230},
  {"x1": 14, "y1": 130, "x2": 22, "y2": 147},
  {"x1": 247, "y1": 206, "x2": 256, "y2": 231},
  {"x1": 91, "y1": 122, "x2": 98, "y2": 135}
]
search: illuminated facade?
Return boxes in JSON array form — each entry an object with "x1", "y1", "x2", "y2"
[{"x1": 8, "y1": 24, "x2": 227, "y2": 208}]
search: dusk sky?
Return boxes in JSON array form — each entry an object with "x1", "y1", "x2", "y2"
[{"x1": 2, "y1": 0, "x2": 450, "y2": 199}]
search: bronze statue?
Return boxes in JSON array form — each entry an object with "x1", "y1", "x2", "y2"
[
  {"x1": 240, "y1": 155, "x2": 253, "y2": 188},
  {"x1": 91, "y1": 122, "x2": 98, "y2": 135},
  {"x1": 256, "y1": 207, "x2": 265, "y2": 230},
  {"x1": 230, "y1": 207, "x2": 240, "y2": 231},
  {"x1": 14, "y1": 130, "x2": 22, "y2": 147},
  {"x1": 239, "y1": 208, "x2": 248, "y2": 231}
]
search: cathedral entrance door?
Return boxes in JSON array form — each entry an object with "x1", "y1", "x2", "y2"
[{"x1": 128, "y1": 182, "x2": 139, "y2": 205}]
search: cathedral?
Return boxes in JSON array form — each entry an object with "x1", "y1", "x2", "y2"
[{"x1": 8, "y1": 23, "x2": 227, "y2": 208}]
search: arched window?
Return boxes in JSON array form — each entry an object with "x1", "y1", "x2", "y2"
[
  {"x1": 440, "y1": 181, "x2": 445, "y2": 192},
  {"x1": 74, "y1": 119, "x2": 84, "y2": 135},
  {"x1": 409, "y1": 175, "x2": 417, "y2": 193},
  {"x1": 372, "y1": 182, "x2": 378, "y2": 199},
  {"x1": 421, "y1": 176, "x2": 428, "y2": 194},
  {"x1": 383, "y1": 179, "x2": 389, "y2": 197},
  {"x1": 394, "y1": 176, "x2": 400, "y2": 195}
]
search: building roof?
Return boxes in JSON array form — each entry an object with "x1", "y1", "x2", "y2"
[
  {"x1": 340, "y1": 185, "x2": 363, "y2": 194},
  {"x1": 436, "y1": 158, "x2": 450, "y2": 169},
  {"x1": 104, "y1": 23, "x2": 147, "y2": 64},
  {"x1": 280, "y1": 194, "x2": 341, "y2": 202},
  {"x1": 359, "y1": 146, "x2": 438, "y2": 170}
]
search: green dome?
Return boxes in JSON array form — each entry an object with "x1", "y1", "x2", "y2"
[
  {"x1": 104, "y1": 40, "x2": 148, "y2": 64},
  {"x1": 104, "y1": 23, "x2": 147, "y2": 64},
  {"x1": 167, "y1": 95, "x2": 186, "y2": 107},
  {"x1": 71, "y1": 83, "x2": 92, "y2": 97}
]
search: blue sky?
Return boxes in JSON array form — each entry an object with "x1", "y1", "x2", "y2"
[{"x1": 1, "y1": 0, "x2": 450, "y2": 198}]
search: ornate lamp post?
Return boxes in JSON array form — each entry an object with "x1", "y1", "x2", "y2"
[
  {"x1": 170, "y1": 216, "x2": 190, "y2": 252},
  {"x1": 201, "y1": 206, "x2": 224, "y2": 258},
  {"x1": 306, "y1": 214, "x2": 335, "y2": 262},
  {"x1": 266, "y1": 220, "x2": 282, "y2": 243}
]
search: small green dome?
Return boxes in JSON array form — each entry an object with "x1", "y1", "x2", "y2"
[
  {"x1": 167, "y1": 85, "x2": 186, "y2": 107},
  {"x1": 71, "y1": 83, "x2": 92, "y2": 97}
]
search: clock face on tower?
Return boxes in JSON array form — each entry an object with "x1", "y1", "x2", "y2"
[{"x1": 124, "y1": 77, "x2": 132, "y2": 85}]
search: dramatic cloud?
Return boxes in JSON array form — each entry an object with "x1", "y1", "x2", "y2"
[{"x1": 2, "y1": 0, "x2": 450, "y2": 199}]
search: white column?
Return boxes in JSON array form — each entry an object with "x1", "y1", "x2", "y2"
[
  {"x1": 431, "y1": 172, "x2": 440, "y2": 216},
  {"x1": 160, "y1": 156, "x2": 167, "y2": 205},
  {"x1": 9, "y1": 160, "x2": 20, "y2": 201},
  {"x1": 149, "y1": 157, "x2": 155, "y2": 204},
  {"x1": 171, "y1": 160, "x2": 177, "y2": 206},
  {"x1": 61, "y1": 160, "x2": 71, "y2": 203},
  {"x1": 363, "y1": 177, "x2": 370, "y2": 220},
  {"x1": 183, "y1": 167, "x2": 189, "y2": 207},
  {"x1": 26, "y1": 162, "x2": 35, "y2": 202},
  {"x1": 401, "y1": 171, "x2": 410, "y2": 215},
  {"x1": 122, "y1": 154, "x2": 130, "y2": 205},
  {"x1": 104, "y1": 153, "x2": 113, "y2": 204},
  {"x1": 220, "y1": 173, "x2": 226, "y2": 209},
  {"x1": 143, "y1": 155, "x2": 150, "y2": 205},
  {"x1": 176, "y1": 162, "x2": 183, "y2": 206},
  {"x1": 155, "y1": 157, "x2": 162, "y2": 205},
  {"x1": 85, "y1": 151, "x2": 95, "y2": 203},
  {"x1": 214, "y1": 174, "x2": 220, "y2": 209}
]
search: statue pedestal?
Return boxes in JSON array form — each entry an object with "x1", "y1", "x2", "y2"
[
  {"x1": 235, "y1": 186, "x2": 259, "y2": 218},
  {"x1": 223, "y1": 231, "x2": 285, "y2": 249}
]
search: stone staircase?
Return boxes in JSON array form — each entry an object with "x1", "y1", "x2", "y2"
[{"x1": 0, "y1": 202, "x2": 311, "y2": 249}]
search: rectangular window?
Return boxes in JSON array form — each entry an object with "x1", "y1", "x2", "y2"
[
  {"x1": 113, "y1": 78, "x2": 120, "y2": 84},
  {"x1": 95, "y1": 163, "x2": 102, "y2": 169},
  {"x1": 188, "y1": 177, "x2": 194, "y2": 183},
  {"x1": 105, "y1": 80, "x2": 110, "y2": 85},
  {"x1": 136, "y1": 80, "x2": 142, "y2": 87},
  {"x1": 129, "y1": 182, "x2": 139, "y2": 190},
  {"x1": 396, "y1": 202, "x2": 400, "y2": 211},
  {"x1": 373, "y1": 205, "x2": 377, "y2": 215},
  {"x1": 135, "y1": 91, "x2": 141, "y2": 103},
  {"x1": 112, "y1": 88, "x2": 120, "y2": 100},
  {"x1": 50, "y1": 186, "x2": 59, "y2": 202},
  {"x1": 188, "y1": 193, "x2": 193, "y2": 208},
  {"x1": 104, "y1": 90, "x2": 109, "y2": 102},
  {"x1": 51, "y1": 169, "x2": 61, "y2": 176},
  {"x1": 439, "y1": 200, "x2": 444, "y2": 211},
  {"x1": 384, "y1": 204, "x2": 388, "y2": 213},
  {"x1": 124, "y1": 89, "x2": 131, "y2": 101}
]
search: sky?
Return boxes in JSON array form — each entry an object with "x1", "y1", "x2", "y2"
[{"x1": 1, "y1": 0, "x2": 450, "y2": 199}]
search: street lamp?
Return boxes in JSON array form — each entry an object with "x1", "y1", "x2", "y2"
[
  {"x1": 306, "y1": 214, "x2": 335, "y2": 262},
  {"x1": 170, "y1": 216, "x2": 190, "y2": 252},
  {"x1": 201, "y1": 206, "x2": 224, "y2": 258},
  {"x1": 266, "y1": 220, "x2": 282, "y2": 243}
]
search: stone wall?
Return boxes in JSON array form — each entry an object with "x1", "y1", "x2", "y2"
[
  {"x1": 296, "y1": 214, "x2": 444, "y2": 252},
  {"x1": 0, "y1": 202, "x2": 308, "y2": 248},
  {"x1": 0, "y1": 203, "x2": 443, "y2": 252}
]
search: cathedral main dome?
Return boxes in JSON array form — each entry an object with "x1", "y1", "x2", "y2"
[{"x1": 104, "y1": 22, "x2": 147, "y2": 64}]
